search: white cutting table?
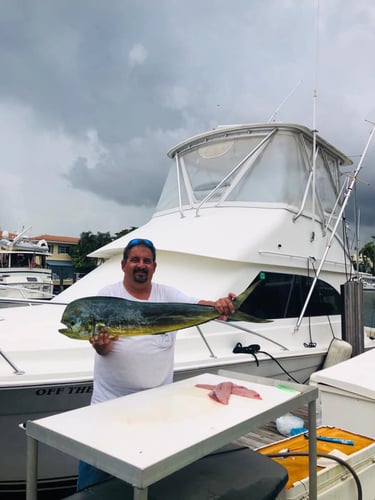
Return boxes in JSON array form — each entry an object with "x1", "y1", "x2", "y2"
[{"x1": 26, "y1": 371, "x2": 318, "y2": 500}]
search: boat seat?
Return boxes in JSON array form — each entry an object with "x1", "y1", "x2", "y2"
[
  {"x1": 64, "y1": 444, "x2": 288, "y2": 500},
  {"x1": 308, "y1": 338, "x2": 352, "y2": 384},
  {"x1": 321, "y1": 337, "x2": 352, "y2": 370}
]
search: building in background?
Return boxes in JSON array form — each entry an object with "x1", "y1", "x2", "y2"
[{"x1": 32, "y1": 234, "x2": 80, "y2": 291}]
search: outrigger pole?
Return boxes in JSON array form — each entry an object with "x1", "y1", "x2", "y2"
[{"x1": 295, "y1": 120, "x2": 375, "y2": 332}]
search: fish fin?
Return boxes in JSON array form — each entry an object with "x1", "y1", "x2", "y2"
[{"x1": 234, "y1": 280, "x2": 261, "y2": 308}]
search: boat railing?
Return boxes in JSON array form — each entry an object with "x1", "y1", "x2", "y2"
[
  {"x1": 293, "y1": 136, "x2": 325, "y2": 227},
  {"x1": 175, "y1": 152, "x2": 185, "y2": 219},
  {"x1": 0, "y1": 348, "x2": 25, "y2": 375},
  {"x1": 293, "y1": 170, "x2": 313, "y2": 223},
  {"x1": 216, "y1": 320, "x2": 288, "y2": 350},
  {"x1": 193, "y1": 320, "x2": 289, "y2": 360}
]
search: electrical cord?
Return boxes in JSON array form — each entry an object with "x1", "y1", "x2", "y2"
[
  {"x1": 232, "y1": 333, "x2": 343, "y2": 385},
  {"x1": 232, "y1": 343, "x2": 302, "y2": 383}
]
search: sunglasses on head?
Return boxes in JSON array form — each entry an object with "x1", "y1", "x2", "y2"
[{"x1": 126, "y1": 238, "x2": 155, "y2": 250}]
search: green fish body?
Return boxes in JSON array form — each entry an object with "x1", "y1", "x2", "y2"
[{"x1": 59, "y1": 281, "x2": 269, "y2": 340}]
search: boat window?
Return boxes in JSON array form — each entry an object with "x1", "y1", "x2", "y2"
[
  {"x1": 155, "y1": 165, "x2": 190, "y2": 212},
  {"x1": 226, "y1": 133, "x2": 308, "y2": 205},
  {"x1": 304, "y1": 140, "x2": 340, "y2": 213},
  {"x1": 15, "y1": 254, "x2": 27, "y2": 267},
  {"x1": 0, "y1": 253, "x2": 9, "y2": 267},
  {"x1": 239, "y1": 271, "x2": 342, "y2": 319},
  {"x1": 156, "y1": 134, "x2": 266, "y2": 211},
  {"x1": 184, "y1": 138, "x2": 244, "y2": 202}
]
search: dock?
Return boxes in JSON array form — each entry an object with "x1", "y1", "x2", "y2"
[{"x1": 234, "y1": 405, "x2": 308, "y2": 449}]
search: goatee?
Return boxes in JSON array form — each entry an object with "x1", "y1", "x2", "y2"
[{"x1": 133, "y1": 269, "x2": 148, "y2": 283}]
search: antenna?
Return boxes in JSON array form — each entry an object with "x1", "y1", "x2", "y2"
[
  {"x1": 267, "y1": 80, "x2": 303, "y2": 123},
  {"x1": 9, "y1": 225, "x2": 32, "y2": 247},
  {"x1": 311, "y1": 0, "x2": 320, "y2": 242}
]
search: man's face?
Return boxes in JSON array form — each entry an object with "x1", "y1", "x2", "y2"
[{"x1": 121, "y1": 245, "x2": 156, "y2": 284}]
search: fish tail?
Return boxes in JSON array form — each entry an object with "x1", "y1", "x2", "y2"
[
  {"x1": 233, "y1": 280, "x2": 261, "y2": 308},
  {"x1": 231, "y1": 280, "x2": 271, "y2": 323}
]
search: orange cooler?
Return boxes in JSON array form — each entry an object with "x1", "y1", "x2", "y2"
[{"x1": 257, "y1": 426, "x2": 375, "y2": 500}]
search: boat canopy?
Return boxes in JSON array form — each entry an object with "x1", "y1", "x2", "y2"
[{"x1": 156, "y1": 123, "x2": 352, "y2": 221}]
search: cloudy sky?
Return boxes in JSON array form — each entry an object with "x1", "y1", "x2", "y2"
[{"x1": 1, "y1": 0, "x2": 374, "y2": 248}]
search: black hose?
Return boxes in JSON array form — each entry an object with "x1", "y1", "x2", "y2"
[
  {"x1": 203, "y1": 447, "x2": 363, "y2": 500},
  {"x1": 266, "y1": 451, "x2": 362, "y2": 500}
]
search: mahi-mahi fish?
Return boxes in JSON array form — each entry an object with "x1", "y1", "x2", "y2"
[{"x1": 59, "y1": 280, "x2": 270, "y2": 340}]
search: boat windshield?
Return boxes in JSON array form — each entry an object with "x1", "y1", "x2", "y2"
[
  {"x1": 0, "y1": 252, "x2": 46, "y2": 268},
  {"x1": 156, "y1": 127, "x2": 342, "y2": 217},
  {"x1": 240, "y1": 271, "x2": 342, "y2": 319}
]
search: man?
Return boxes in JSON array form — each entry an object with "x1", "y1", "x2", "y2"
[{"x1": 77, "y1": 238, "x2": 235, "y2": 491}]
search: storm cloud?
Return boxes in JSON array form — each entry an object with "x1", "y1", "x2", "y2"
[{"x1": 0, "y1": 0, "x2": 374, "y2": 247}]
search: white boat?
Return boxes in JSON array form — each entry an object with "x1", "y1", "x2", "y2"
[
  {"x1": 1, "y1": 122, "x2": 375, "y2": 496},
  {"x1": 360, "y1": 273, "x2": 375, "y2": 290},
  {"x1": 0, "y1": 226, "x2": 54, "y2": 302},
  {"x1": 363, "y1": 280, "x2": 375, "y2": 342}
]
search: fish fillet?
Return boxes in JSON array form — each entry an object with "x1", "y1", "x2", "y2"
[
  {"x1": 195, "y1": 382, "x2": 262, "y2": 404},
  {"x1": 209, "y1": 381, "x2": 233, "y2": 404}
]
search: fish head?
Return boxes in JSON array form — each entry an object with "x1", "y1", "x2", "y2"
[
  {"x1": 59, "y1": 298, "x2": 99, "y2": 339},
  {"x1": 58, "y1": 315, "x2": 94, "y2": 339}
]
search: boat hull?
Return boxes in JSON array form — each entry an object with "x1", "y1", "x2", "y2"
[{"x1": 0, "y1": 381, "x2": 92, "y2": 498}]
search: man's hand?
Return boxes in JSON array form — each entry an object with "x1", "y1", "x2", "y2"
[
  {"x1": 199, "y1": 293, "x2": 236, "y2": 321},
  {"x1": 89, "y1": 332, "x2": 118, "y2": 355},
  {"x1": 214, "y1": 293, "x2": 236, "y2": 320}
]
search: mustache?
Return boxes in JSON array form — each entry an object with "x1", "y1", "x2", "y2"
[{"x1": 134, "y1": 267, "x2": 148, "y2": 273}]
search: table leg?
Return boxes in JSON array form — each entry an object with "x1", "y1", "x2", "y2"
[
  {"x1": 26, "y1": 435, "x2": 38, "y2": 500},
  {"x1": 308, "y1": 399, "x2": 317, "y2": 499},
  {"x1": 133, "y1": 486, "x2": 148, "y2": 500}
]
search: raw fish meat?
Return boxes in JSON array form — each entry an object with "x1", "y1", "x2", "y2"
[
  {"x1": 209, "y1": 381, "x2": 233, "y2": 404},
  {"x1": 195, "y1": 381, "x2": 262, "y2": 404}
]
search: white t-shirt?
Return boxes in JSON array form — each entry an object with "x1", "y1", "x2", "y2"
[{"x1": 91, "y1": 281, "x2": 199, "y2": 404}]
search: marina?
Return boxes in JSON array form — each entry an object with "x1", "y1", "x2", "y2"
[{"x1": 1, "y1": 121, "x2": 375, "y2": 497}]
